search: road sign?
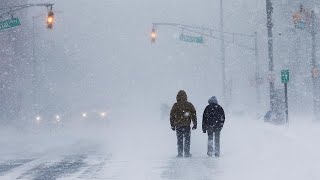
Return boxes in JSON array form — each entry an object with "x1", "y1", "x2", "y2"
[
  {"x1": 179, "y1": 34, "x2": 204, "y2": 44},
  {"x1": 281, "y1": 70, "x2": 290, "y2": 124},
  {"x1": 280, "y1": 70, "x2": 290, "y2": 124},
  {"x1": 0, "y1": 18, "x2": 21, "y2": 31},
  {"x1": 281, "y1": 70, "x2": 289, "y2": 84}
]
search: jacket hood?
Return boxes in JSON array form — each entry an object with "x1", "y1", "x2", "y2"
[
  {"x1": 176, "y1": 90, "x2": 188, "y2": 102},
  {"x1": 208, "y1": 96, "x2": 218, "y2": 105}
]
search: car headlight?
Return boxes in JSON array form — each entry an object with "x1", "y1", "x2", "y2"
[
  {"x1": 56, "y1": 115, "x2": 61, "y2": 122},
  {"x1": 100, "y1": 112, "x2": 107, "y2": 118},
  {"x1": 82, "y1": 113, "x2": 87, "y2": 118},
  {"x1": 35, "y1": 116, "x2": 41, "y2": 123}
]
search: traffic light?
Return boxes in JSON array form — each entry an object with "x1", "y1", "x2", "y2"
[
  {"x1": 47, "y1": 10, "x2": 54, "y2": 29},
  {"x1": 151, "y1": 28, "x2": 157, "y2": 43},
  {"x1": 292, "y1": 12, "x2": 302, "y2": 24}
]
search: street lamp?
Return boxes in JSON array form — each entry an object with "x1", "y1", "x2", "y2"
[
  {"x1": 32, "y1": 12, "x2": 53, "y2": 113},
  {"x1": 31, "y1": 10, "x2": 60, "y2": 113}
]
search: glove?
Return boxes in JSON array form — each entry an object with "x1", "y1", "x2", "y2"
[
  {"x1": 203, "y1": 130, "x2": 206, "y2": 133},
  {"x1": 192, "y1": 125, "x2": 197, "y2": 130},
  {"x1": 171, "y1": 126, "x2": 175, "y2": 131}
]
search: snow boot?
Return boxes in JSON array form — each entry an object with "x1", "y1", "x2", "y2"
[
  {"x1": 176, "y1": 154, "x2": 183, "y2": 158},
  {"x1": 184, "y1": 153, "x2": 192, "y2": 158}
]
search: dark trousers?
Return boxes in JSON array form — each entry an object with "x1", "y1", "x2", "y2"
[
  {"x1": 176, "y1": 126, "x2": 191, "y2": 155},
  {"x1": 207, "y1": 130, "x2": 221, "y2": 156}
]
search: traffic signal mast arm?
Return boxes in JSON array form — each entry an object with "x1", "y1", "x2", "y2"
[
  {"x1": 152, "y1": 22, "x2": 256, "y2": 51},
  {"x1": 0, "y1": 3, "x2": 54, "y2": 19}
]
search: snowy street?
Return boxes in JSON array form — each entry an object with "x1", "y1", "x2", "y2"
[
  {"x1": 1, "y1": 1, "x2": 320, "y2": 179},
  {"x1": 1, "y1": 116, "x2": 319, "y2": 180}
]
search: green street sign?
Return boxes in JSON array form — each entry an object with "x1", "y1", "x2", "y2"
[
  {"x1": 281, "y1": 70, "x2": 289, "y2": 83},
  {"x1": 0, "y1": 18, "x2": 21, "y2": 31},
  {"x1": 179, "y1": 34, "x2": 204, "y2": 44},
  {"x1": 296, "y1": 21, "x2": 306, "y2": 30}
]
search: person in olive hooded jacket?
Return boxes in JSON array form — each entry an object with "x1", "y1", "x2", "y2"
[{"x1": 170, "y1": 90, "x2": 197, "y2": 158}]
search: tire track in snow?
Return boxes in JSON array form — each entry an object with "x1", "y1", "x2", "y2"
[
  {"x1": 0, "y1": 159, "x2": 35, "y2": 175},
  {"x1": 77, "y1": 155, "x2": 111, "y2": 179},
  {"x1": 17, "y1": 155, "x2": 87, "y2": 180}
]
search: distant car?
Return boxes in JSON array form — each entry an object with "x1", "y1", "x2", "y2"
[
  {"x1": 80, "y1": 109, "x2": 110, "y2": 120},
  {"x1": 77, "y1": 109, "x2": 111, "y2": 127},
  {"x1": 34, "y1": 113, "x2": 67, "y2": 123}
]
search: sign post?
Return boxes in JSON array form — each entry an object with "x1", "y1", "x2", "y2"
[
  {"x1": 281, "y1": 70, "x2": 289, "y2": 124},
  {"x1": 0, "y1": 18, "x2": 21, "y2": 31}
]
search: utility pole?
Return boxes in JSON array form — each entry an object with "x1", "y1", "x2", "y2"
[
  {"x1": 31, "y1": 11, "x2": 57, "y2": 114},
  {"x1": 32, "y1": 16, "x2": 37, "y2": 113},
  {"x1": 220, "y1": 0, "x2": 227, "y2": 107},
  {"x1": 266, "y1": 0, "x2": 275, "y2": 112},
  {"x1": 254, "y1": 32, "x2": 261, "y2": 107},
  {"x1": 311, "y1": 10, "x2": 319, "y2": 121}
]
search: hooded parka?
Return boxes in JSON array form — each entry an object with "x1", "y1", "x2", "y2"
[
  {"x1": 170, "y1": 90, "x2": 197, "y2": 128},
  {"x1": 202, "y1": 96, "x2": 225, "y2": 132}
]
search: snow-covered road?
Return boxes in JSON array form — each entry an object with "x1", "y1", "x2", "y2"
[{"x1": 1, "y1": 116, "x2": 320, "y2": 180}]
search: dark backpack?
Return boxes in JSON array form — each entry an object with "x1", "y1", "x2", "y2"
[{"x1": 204, "y1": 104, "x2": 224, "y2": 128}]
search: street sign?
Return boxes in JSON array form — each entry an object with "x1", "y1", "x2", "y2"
[
  {"x1": 179, "y1": 34, "x2": 204, "y2": 44},
  {"x1": 281, "y1": 70, "x2": 289, "y2": 84},
  {"x1": 0, "y1": 18, "x2": 21, "y2": 31},
  {"x1": 280, "y1": 70, "x2": 290, "y2": 124},
  {"x1": 281, "y1": 70, "x2": 290, "y2": 124}
]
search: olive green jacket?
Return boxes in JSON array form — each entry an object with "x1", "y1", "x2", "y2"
[{"x1": 170, "y1": 90, "x2": 197, "y2": 128}]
